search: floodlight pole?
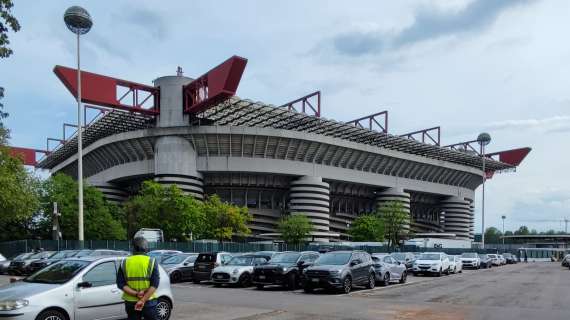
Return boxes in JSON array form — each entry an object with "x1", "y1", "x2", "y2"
[
  {"x1": 76, "y1": 32, "x2": 84, "y2": 242},
  {"x1": 481, "y1": 144, "x2": 486, "y2": 247},
  {"x1": 502, "y1": 215, "x2": 506, "y2": 246}
]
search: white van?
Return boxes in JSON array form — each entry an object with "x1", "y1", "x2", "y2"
[{"x1": 134, "y1": 228, "x2": 164, "y2": 242}]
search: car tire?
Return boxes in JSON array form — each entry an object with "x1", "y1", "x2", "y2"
[
  {"x1": 342, "y1": 276, "x2": 352, "y2": 294},
  {"x1": 36, "y1": 309, "x2": 67, "y2": 320},
  {"x1": 437, "y1": 268, "x2": 442, "y2": 277},
  {"x1": 380, "y1": 273, "x2": 390, "y2": 286},
  {"x1": 366, "y1": 273, "x2": 375, "y2": 289},
  {"x1": 239, "y1": 273, "x2": 251, "y2": 287},
  {"x1": 256, "y1": 284, "x2": 264, "y2": 290},
  {"x1": 170, "y1": 271, "x2": 182, "y2": 284},
  {"x1": 286, "y1": 273, "x2": 297, "y2": 290},
  {"x1": 156, "y1": 297, "x2": 172, "y2": 320},
  {"x1": 304, "y1": 285, "x2": 314, "y2": 293},
  {"x1": 399, "y1": 271, "x2": 407, "y2": 284},
  {"x1": 453, "y1": 267, "x2": 457, "y2": 274}
]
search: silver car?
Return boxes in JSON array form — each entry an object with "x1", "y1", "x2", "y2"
[
  {"x1": 0, "y1": 256, "x2": 173, "y2": 320},
  {"x1": 371, "y1": 254, "x2": 407, "y2": 286},
  {"x1": 211, "y1": 254, "x2": 270, "y2": 287}
]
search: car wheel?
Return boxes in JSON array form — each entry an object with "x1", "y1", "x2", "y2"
[
  {"x1": 36, "y1": 309, "x2": 67, "y2": 320},
  {"x1": 286, "y1": 273, "x2": 297, "y2": 290},
  {"x1": 366, "y1": 273, "x2": 375, "y2": 289},
  {"x1": 380, "y1": 273, "x2": 390, "y2": 286},
  {"x1": 342, "y1": 276, "x2": 352, "y2": 294},
  {"x1": 399, "y1": 271, "x2": 407, "y2": 284},
  {"x1": 304, "y1": 285, "x2": 314, "y2": 293},
  {"x1": 453, "y1": 267, "x2": 457, "y2": 274},
  {"x1": 437, "y1": 268, "x2": 442, "y2": 277},
  {"x1": 156, "y1": 298, "x2": 172, "y2": 320},
  {"x1": 170, "y1": 271, "x2": 182, "y2": 284},
  {"x1": 256, "y1": 284, "x2": 264, "y2": 290},
  {"x1": 239, "y1": 273, "x2": 251, "y2": 287}
]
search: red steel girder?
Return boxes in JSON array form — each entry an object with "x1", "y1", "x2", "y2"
[
  {"x1": 7, "y1": 147, "x2": 49, "y2": 166},
  {"x1": 54, "y1": 65, "x2": 160, "y2": 115},
  {"x1": 183, "y1": 56, "x2": 248, "y2": 114},
  {"x1": 279, "y1": 91, "x2": 321, "y2": 118},
  {"x1": 486, "y1": 147, "x2": 531, "y2": 167},
  {"x1": 345, "y1": 111, "x2": 388, "y2": 133},
  {"x1": 400, "y1": 126, "x2": 441, "y2": 146}
]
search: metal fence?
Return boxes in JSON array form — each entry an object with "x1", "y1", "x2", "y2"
[{"x1": 0, "y1": 240, "x2": 512, "y2": 259}]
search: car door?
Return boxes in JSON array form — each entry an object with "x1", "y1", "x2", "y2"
[
  {"x1": 388, "y1": 256, "x2": 401, "y2": 280},
  {"x1": 75, "y1": 260, "x2": 124, "y2": 320},
  {"x1": 180, "y1": 256, "x2": 194, "y2": 280},
  {"x1": 355, "y1": 253, "x2": 367, "y2": 282}
]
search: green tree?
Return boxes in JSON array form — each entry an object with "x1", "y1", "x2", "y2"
[
  {"x1": 278, "y1": 214, "x2": 312, "y2": 245},
  {"x1": 377, "y1": 201, "x2": 410, "y2": 249},
  {"x1": 348, "y1": 214, "x2": 384, "y2": 242},
  {"x1": 0, "y1": 87, "x2": 9, "y2": 145},
  {"x1": 0, "y1": 0, "x2": 20, "y2": 58},
  {"x1": 202, "y1": 194, "x2": 252, "y2": 242},
  {"x1": 514, "y1": 225, "x2": 530, "y2": 235},
  {"x1": 124, "y1": 181, "x2": 206, "y2": 241},
  {"x1": 484, "y1": 227, "x2": 502, "y2": 243},
  {"x1": 41, "y1": 174, "x2": 126, "y2": 240}
]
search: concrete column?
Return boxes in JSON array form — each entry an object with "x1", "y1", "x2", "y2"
[
  {"x1": 91, "y1": 182, "x2": 128, "y2": 205},
  {"x1": 154, "y1": 75, "x2": 193, "y2": 128},
  {"x1": 376, "y1": 187, "x2": 411, "y2": 233},
  {"x1": 154, "y1": 136, "x2": 203, "y2": 199},
  {"x1": 289, "y1": 176, "x2": 330, "y2": 233},
  {"x1": 469, "y1": 202, "x2": 475, "y2": 240},
  {"x1": 441, "y1": 196, "x2": 471, "y2": 240}
]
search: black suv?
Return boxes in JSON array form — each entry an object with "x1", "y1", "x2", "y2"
[
  {"x1": 302, "y1": 250, "x2": 375, "y2": 294},
  {"x1": 193, "y1": 252, "x2": 233, "y2": 283},
  {"x1": 252, "y1": 251, "x2": 319, "y2": 290}
]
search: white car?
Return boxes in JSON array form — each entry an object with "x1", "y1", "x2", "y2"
[
  {"x1": 488, "y1": 254, "x2": 501, "y2": 266},
  {"x1": 412, "y1": 252, "x2": 451, "y2": 276},
  {"x1": 211, "y1": 254, "x2": 271, "y2": 287},
  {"x1": 498, "y1": 255, "x2": 506, "y2": 265},
  {"x1": 0, "y1": 256, "x2": 173, "y2": 320},
  {"x1": 449, "y1": 256, "x2": 463, "y2": 274},
  {"x1": 460, "y1": 252, "x2": 480, "y2": 269}
]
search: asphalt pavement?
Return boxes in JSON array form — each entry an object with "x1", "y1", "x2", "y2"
[{"x1": 1, "y1": 262, "x2": 568, "y2": 320}]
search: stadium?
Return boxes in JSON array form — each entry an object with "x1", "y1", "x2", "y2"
[{"x1": 22, "y1": 56, "x2": 530, "y2": 242}]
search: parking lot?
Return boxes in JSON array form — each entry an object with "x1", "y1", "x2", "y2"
[{"x1": 1, "y1": 262, "x2": 568, "y2": 320}]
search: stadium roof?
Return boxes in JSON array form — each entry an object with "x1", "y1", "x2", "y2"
[{"x1": 37, "y1": 96, "x2": 515, "y2": 172}]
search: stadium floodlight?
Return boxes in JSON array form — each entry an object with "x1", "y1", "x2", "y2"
[
  {"x1": 477, "y1": 132, "x2": 491, "y2": 247},
  {"x1": 64, "y1": 6, "x2": 93, "y2": 243}
]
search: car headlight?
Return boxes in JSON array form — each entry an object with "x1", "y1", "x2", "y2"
[
  {"x1": 232, "y1": 269, "x2": 239, "y2": 275},
  {"x1": 0, "y1": 300, "x2": 29, "y2": 311},
  {"x1": 302, "y1": 269, "x2": 307, "y2": 274},
  {"x1": 431, "y1": 263, "x2": 439, "y2": 267},
  {"x1": 281, "y1": 267, "x2": 288, "y2": 272},
  {"x1": 329, "y1": 270, "x2": 340, "y2": 277}
]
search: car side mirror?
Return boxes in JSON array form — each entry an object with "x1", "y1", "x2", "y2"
[
  {"x1": 350, "y1": 260, "x2": 359, "y2": 266},
  {"x1": 297, "y1": 260, "x2": 305, "y2": 267},
  {"x1": 183, "y1": 262, "x2": 189, "y2": 266},
  {"x1": 77, "y1": 281, "x2": 92, "y2": 289}
]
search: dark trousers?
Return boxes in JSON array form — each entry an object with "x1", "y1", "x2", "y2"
[{"x1": 124, "y1": 301, "x2": 158, "y2": 320}]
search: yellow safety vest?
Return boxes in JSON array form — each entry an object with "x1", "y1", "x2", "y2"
[{"x1": 121, "y1": 255, "x2": 157, "y2": 302}]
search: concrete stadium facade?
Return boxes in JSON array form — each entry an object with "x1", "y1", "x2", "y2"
[{"x1": 38, "y1": 73, "x2": 520, "y2": 242}]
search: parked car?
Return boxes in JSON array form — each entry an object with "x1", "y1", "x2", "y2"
[
  {"x1": 192, "y1": 252, "x2": 233, "y2": 283},
  {"x1": 302, "y1": 251, "x2": 375, "y2": 294},
  {"x1": 412, "y1": 252, "x2": 451, "y2": 276},
  {"x1": 8, "y1": 251, "x2": 56, "y2": 276},
  {"x1": 478, "y1": 254, "x2": 493, "y2": 268},
  {"x1": 561, "y1": 254, "x2": 570, "y2": 267},
  {"x1": 211, "y1": 254, "x2": 271, "y2": 287},
  {"x1": 488, "y1": 254, "x2": 501, "y2": 266},
  {"x1": 162, "y1": 253, "x2": 199, "y2": 283},
  {"x1": 390, "y1": 252, "x2": 415, "y2": 271},
  {"x1": 449, "y1": 255, "x2": 463, "y2": 274},
  {"x1": 0, "y1": 254, "x2": 9, "y2": 275},
  {"x1": 460, "y1": 252, "x2": 480, "y2": 269},
  {"x1": 371, "y1": 254, "x2": 407, "y2": 286},
  {"x1": 253, "y1": 251, "x2": 319, "y2": 290},
  {"x1": 27, "y1": 250, "x2": 81, "y2": 275},
  {"x1": 502, "y1": 253, "x2": 516, "y2": 264},
  {"x1": 0, "y1": 256, "x2": 173, "y2": 320},
  {"x1": 149, "y1": 250, "x2": 183, "y2": 263},
  {"x1": 498, "y1": 255, "x2": 506, "y2": 265}
]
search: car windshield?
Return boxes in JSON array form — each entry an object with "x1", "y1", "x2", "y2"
[
  {"x1": 14, "y1": 253, "x2": 32, "y2": 260},
  {"x1": 315, "y1": 252, "x2": 352, "y2": 265},
  {"x1": 227, "y1": 256, "x2": 254, "y2": 266},
  {"x1": 488, "y1": 254, "x2": 497, "y2": 258},
  {"x1": 479, "y1": 255, "x2": 488, "y2": 259},
  {"x1": 75, "y1": 250, "x2": 93, "y2": 257},
  {"x1": 162, "y1": 254, "x2": 196, "y2": 265},
  {"x1": 391, "y1": 253, "x2": 406, "y2": 260},
  {"x1": 30, "y1": 252, "x2": 54, "y2": 259},
  {"x1": 49, "y1": 251, "x2": 74, "y2": 259},
  {"x1": 25, "y1": 260, "x2": 90, "y2": 284},
  {"x1": 418, "y1": 254, "x2": 441, "y2": 260},
  {"x1": 503, "y1": 253, "x2": 512, "y2": 257},
  {"x1": 270, "y1": 252, "x2": 300, "y2": 264},
  {"x1": 461, "y1": 253, "x2": 478, "y2": 258}
]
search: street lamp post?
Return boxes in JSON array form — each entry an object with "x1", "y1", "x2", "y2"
[
  {"x1": 64, "y1": 6, "x2": 93, "y2": 242},
  {"x1": 477, "y1": 132, "x2": 491, "y2": 247},
  {"x1": 501, "y1": 215, "x2": 506, "y2": 246}
]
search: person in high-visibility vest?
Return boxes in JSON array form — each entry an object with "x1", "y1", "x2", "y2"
[{"x1": 117, "y1": 237, "x2": 160, "y2": 320}]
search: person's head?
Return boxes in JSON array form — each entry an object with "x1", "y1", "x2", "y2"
[{"x1": 132, "y1": 237, "x2": 149, "y2": 254}]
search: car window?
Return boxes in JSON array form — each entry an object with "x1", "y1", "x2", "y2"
[
  {"x1": 382, "y1": 256, "x2": 392, "y2": 264},
  {"x1": 83, "y1": 261, "x2": 117, "y2": 287},
  {"x1": 254, "y1": 257, "x2": 267, "y2": 265},
  {"x1": 221, "y1": 254, "x2": 232, "y2": 264}
]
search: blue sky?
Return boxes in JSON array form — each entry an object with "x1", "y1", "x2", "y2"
[{"x1": 1, "y1": 0, "x2": 569, "y2": 232}]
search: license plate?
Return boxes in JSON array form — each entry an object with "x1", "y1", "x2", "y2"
[
  {"x1": 199, "y1": 265, "x2": 206, "y2": 269},
  {"x1": 312, "y1": 278, "x2": 319, "y2": 283},
  {"x1": 259, "y1": 275, "x2": 266, "y2": 280},
  {"x1": 216, "y1": 275, "x2": 223, "y2": 279}
]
